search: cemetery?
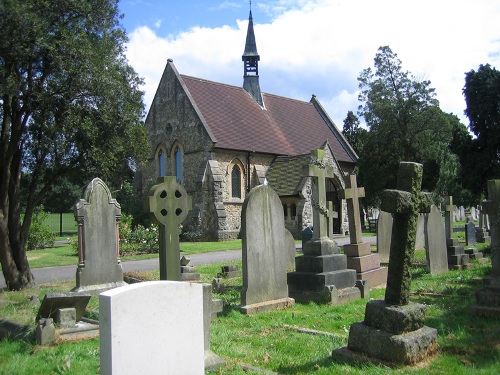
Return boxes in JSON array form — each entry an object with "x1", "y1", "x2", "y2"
[{"x1": 0, "y1": 170, "x2": 499, "y2": 374}]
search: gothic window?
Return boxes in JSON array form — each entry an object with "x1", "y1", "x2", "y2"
[
  {"x1": 174, "y1": 145, "x2": 183, "y2": 184},
  {"x1": 231, "y1": 165, "x2": 241, "y2": 198},
  {"x1": 291, "y1": 203, "x2": 297, "y2": 220},
  {"x1": 156, "y1": 146, "x2": 167, "y2": 177}
]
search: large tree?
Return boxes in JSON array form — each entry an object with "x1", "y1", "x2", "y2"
[
  {"x1": 0, "y1": 0, "x2": 148, "y2": 290},
  {"x1": 342, "y1": 110, "x2": 367, "y2": 156},
  {"x1": 463, "y1": 64, "x2": 500, "y2": 194},
  {"x1": 357, "y1": 46, "x2": 454, "y2": 205}
]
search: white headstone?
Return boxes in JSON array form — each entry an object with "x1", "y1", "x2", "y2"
[{"x1": 99, "y1": 281, "x2": 205, "y2": 375}]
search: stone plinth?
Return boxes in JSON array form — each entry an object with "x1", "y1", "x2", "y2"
[{"x1": 332, "y1": 300, "x2": 437, "y2": 366}]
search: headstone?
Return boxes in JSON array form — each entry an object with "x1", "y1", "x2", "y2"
[
  {"x1": 415, "y1": 214, "x2": 425, "y2": 250},
  {"x1": 73, "y1": 178, "x2": 126, "y2": 293},
  {"x1": 332, "y1": 162, "x2": 437, "y2": 365},
  {"x1": 144, "y1": 176, "x2": 192, "y2": 280},
  {"x1": 424, "y1": 206, "x2": 448, "y2": 275},
  {"x1": 460, "y1": 206, "x2": 466, "y2": 221},
  {"x1": 443, "y1": 196, "x2": 471, "y2": 270},
  {"x1": 202, "y1": 285, "x2": 226, "y2": 369},
  {"x1": 288, "y1": 149, "x2": 361, "y2": 305},
  {"x1": 36, "y1": 293, "x2": 91, "y2": 323},
  {"x1": 240, "y1": 184, "x2": 295, "y2": 314},
  {"x1": 471, "y1": 180, "x2": 500, "y2": 317},
  {"x1": 470, "y1": 206, "x2": 478, "y2": 221},
  {"x1": 340, "y1": 173, "x2": 387, "y2": 288},
  {"x1": 477, "y1": 205, "x2": 491, "y2": 243},
  {"x1": 100, "y1": 281, "x2": 205, "y2": 374},
  {"x1": 376, "y1": 211, "x2": 393, "y2": 263},
  {"x1": 465, "y1": 220, "x2": 477, "y2": 246}
]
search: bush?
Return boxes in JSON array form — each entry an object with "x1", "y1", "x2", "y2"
[
  {"x1": 119, "y1": 214, "x2": 159, "y2": 255},
  {"x1": 27, "y1": 206, "x2": 56, "y2": 250}
]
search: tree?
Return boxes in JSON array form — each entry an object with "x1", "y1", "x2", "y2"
[
  {"x1": 357, "y1": 46, "x2": 453, "y2": 205},
  {"x1": 0, "y1": 0, "x2": 149, "y2": 290},
  {"x1": 342, "y1": 111, "x2": 367, "y2": 156},
  {"x1": 463, "y1": 64, "x2": 500, "y2": 194}
]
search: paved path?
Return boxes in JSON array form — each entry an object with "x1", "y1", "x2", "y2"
[{"x1": 0, "y1": 236, "x2": 375, "y2": 289}]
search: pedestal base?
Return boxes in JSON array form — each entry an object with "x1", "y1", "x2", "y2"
[{"x1": 240, "y1": 297, "x2": 294, "y2": 315}]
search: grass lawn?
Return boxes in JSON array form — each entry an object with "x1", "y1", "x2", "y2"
[{"x1": 0, "y1": 257, "x2": 498, "y2": 374}]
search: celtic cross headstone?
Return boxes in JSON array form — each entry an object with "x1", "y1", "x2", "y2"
[
  {"x1": 304, "y1": 149, "x2": 334, "y2": 240},
  {"x1": 144, "y1": 176, "x2": 192, "y2": 280},
  {"x1": 381, "y1": 162, "x2": 431, "y2": 305}
]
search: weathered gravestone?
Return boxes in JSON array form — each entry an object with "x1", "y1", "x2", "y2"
[
  {"x1": 73, "y1": 178, "x2": 126, "y2": 293},
  {"x1": 477, "y1": 206, "x2": 491, "y2": 243},
  {"x1": 240, "y1": 184, "x2": 295, "y2": 314},
  {"x1": 144, "y1": 176, "x2": 192, "y2": 280},
  {"x1": 415, "y1": 214, "x2": 425, "y2": 250},
  {"x1": 288, "y1": 149, "x2": 362, "y2": 305},
  {"x1": 470, "y1": 206, "x2": 478, "y2": 221},
  {"x1": 471, "y1": 180, "x2": 500, "y2": 317},
  {"x1": 100, "y1": 281, "x2": 205, "y2": 375},
  {"x1": 333, "y1": 162, "x2": 437, "y2": 365},
  {"x1": 376, "y1": 211, "x2": 393, "y2": 264},
  {"x1": 340, "y1": 173, "x2": 387, "y2": 287},
  {"x1": 424, "y1": 205, "x2": 449, "y2": 275},
  {"x1": 465, "y1": 219, "x2": 477, "y2": 246},
  {"x1": 443, "y1": 196, "x2": 471, "y2": 270}
]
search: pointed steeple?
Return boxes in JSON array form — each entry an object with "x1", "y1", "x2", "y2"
[{"x1": 242, "y1": 10, "x2": 263, "y2": 106}]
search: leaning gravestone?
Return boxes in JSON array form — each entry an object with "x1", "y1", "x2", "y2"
[
  {"x1": 340, "y1": 173, "x2": 387, "y2": 287},
  {"x1": 424, "y1": 205, "x2": 448, "y2": 275},
  {"x1": 288, "y1": 149, "x2": 362, "y2": 305},
  {"x1": 333, "y1": 162, "x2": 437, "y2": 365},
  {"x1": 100, "y1": 281, "x2": 205, "y2": 374},
  {"x1": 73, "y1": 178, "x2": 126, "y2": 293},
  {"x1": 376, "y1": 211, "x2": 393, "y2": 264},
  {"x1": 144, "y1": 176, "x2": 192, "y2": 280},
  {"x1": 471, "y1": 180, "x2": 500, "y2": 316},
  {"x1": 240, "y1": 184, "x2": 295, "y2": 314}
]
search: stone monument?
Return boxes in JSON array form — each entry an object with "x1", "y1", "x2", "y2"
[
  {"x1": 340, "y1": 173, "x2": 387, "y2": 287},
  {"x1": 424, "y1": 205, "x2": 448, "y2": 275},
  {"x1": 471, "y1": 180, "x2": 500, "y2": 316},
  {"x1": 73, "y1": 178, "x2": 126, "y2": 293},
  {"x1": 376, "y1": 211, "x2": 393, "y2": 263},
  {"x1": 240, "y1": 184, "x2": 295, "y2": 314},
  {"x1": 288, "y1": 149, "x2": 363, "y2": 305},
  {"x1": 443, "y1": 196, "x2": 471, "y2": 270},
  {"x1": 333, "y1": 162, "x2": 437, "y2": 365},
  {"x1": 144, "y1": 176, "x2": 192, "y2": 280}
]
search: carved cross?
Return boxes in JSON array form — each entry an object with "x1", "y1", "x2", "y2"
[
  {"x1": 339, "y1": 173, "x2": 365, "y2": 244},
  {"x1": 481, "y1": 180, "x2": 500, "y2": 278},
  {"x1": 442, "y1": 195, "x2": 456, "y2": 240},
  {"x1": 380, "y1": 162, "x2": 431, "y2": 305},
  {"x1": 304, "y1": 149, "x2": 334, "y2": 240},
  {"x1": 144, "y1": 176, "x2": 192, "y2": 280}
]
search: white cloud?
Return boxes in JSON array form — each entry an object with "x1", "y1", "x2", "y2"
[{"x1": 126, "y1": 0, "x2": 500, "y2": 127}]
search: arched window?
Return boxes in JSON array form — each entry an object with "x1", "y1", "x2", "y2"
[
  {"x1": 175, "y1": 147, "x2": 182, "y2": 184},
  {"x1": 231, "y1": 165, "x2": 241, "y2": 198},
  {"x1": 158, "y1": 150, "x2": 165, "y2": 177},
  {"x1": 291, "y1": 203, "x2": 297, "y2": 220}
]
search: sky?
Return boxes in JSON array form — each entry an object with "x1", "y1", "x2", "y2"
[{"x1": 119, "y1": 0, "x2": 500, "y2": 128}]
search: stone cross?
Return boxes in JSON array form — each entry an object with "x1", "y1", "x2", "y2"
[
  {"x1": 482, "y1": 180, "x2": 500, "y2": 278},
  {"x1": 339, "y1": 173, "x2": 365, "y2": 244},
  {"x1": 144, "y1": 176, "x2": 192, "y2": 280},
  {"x1": 326, "y1": 201, "x2": 338, "y2": 239},
  {"x1": 380, "y1": 162, "x2": 431, "y2": 306},
  {"x1": 442, "y1": 196, "x2": 456, "y2": 240},
  {"x1": 304, "y1": 149, "x2": 334, "y2": 240}
]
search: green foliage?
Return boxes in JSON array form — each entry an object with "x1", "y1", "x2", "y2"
[
  {"x1": 463, "y1": 64, "x2": 500, "y2": 195},
  {"x1": 26, "y1": 207, "x2": 55, "y2": 251},
  {"x1": 119, "y1": 215, "x2": 159, "y2": 254},
  {"x1": 341, "y1": 111, "x2": 367, "y2": 156},
  {"x1": 115, "y1": 181, "x2": 149, "y2": 227},
  {"x1": 356, "y1": 46, "x2": 464, "y2": 206}
]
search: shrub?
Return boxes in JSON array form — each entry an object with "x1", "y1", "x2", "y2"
[{"x1": 27, "y1": 206, "x2": 56, "y2": 250}]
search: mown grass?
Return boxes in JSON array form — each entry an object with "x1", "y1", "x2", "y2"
[{"x1": 1, "y1": 256, "x2": 498, "y2": 374}]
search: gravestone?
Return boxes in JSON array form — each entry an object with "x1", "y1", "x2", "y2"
[
  {"x1": 442, "y1": 196, "x2": 470, "y2": 270},
  {"x1": 477, "y1": 206, "x2": 491, "y2": 243},
  {"x1": 424, "y1": 206, "x2": 448, "y2": 275},
  {"x1": 415, "y1": 214, "x2": 425, "y2": 250},
  {"x1": 471, "y1": 180, "x2": 500, "y2": 316},
  {"x1": 465, "y1": 220, "x2": 477, "y2": 246},
  {"x1": 240, "y1": 184, "x2": 295, "y2": 314},
  {"x1": 288, "y1": 149, "x2": 362, "y2": 305},
  {"x1": 460, "y1": 206, "x2": 466, "y2": 221},
  {"x1": 180, "y1": 256, "x2": 200, "y2": 281},
  {"x1": 73, "y1": 178, "x2": 126, "y2": 293},
  {"x1": 333, "y1": 162, "x2": 437, "y2": 365},
  {"x1": 36, "y1": 293, "x2": 91, "y2": 323},
  {"x1": 376, "y1": 211, "x2": 393, "y2": 264},
  {"x1": 340, "y1": 173, "x2": 387, "y2": 287},
  {"x1": 144, "y1": 176, "x2": 192, "y2": 280},
  {"x1": 470, "y1": 206, "x2": 478, "y2": 221},
  {"x1": 100, "y1": 281, "x2": 205, "y2": 374}
]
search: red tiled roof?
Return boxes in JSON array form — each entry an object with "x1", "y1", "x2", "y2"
[{"x1": 181, "y1": 75, "x2": 355, "y2": 163}]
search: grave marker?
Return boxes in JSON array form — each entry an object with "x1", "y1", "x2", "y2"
[
  {"x1": 73, "y1": 178, "x2": 126, "y2": 293},
  {"x1": 424, "y1": 206, "x2": 448, "y2": 275},
  {"x1": 376, "y1": 211, "x2": 393, "y2": 263},
  {"x1": 443, "y1": 196, "x2": 470, "y2": 269},
  {"x1": 144, "y1": 176, "x2": 192, "y2": 280}
]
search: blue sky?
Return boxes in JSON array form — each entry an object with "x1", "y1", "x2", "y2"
[{"x1": 119, "y1": 0, "x2": 500, "y2": 128}]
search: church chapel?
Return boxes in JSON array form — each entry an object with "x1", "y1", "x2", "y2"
[{"x1": 139, "y1": 11, "x2": 358, "y2": 241}]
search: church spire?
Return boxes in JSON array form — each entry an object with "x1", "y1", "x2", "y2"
[{"x1": 242, "y1": 9, "x2": 263, "y2": 106}]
